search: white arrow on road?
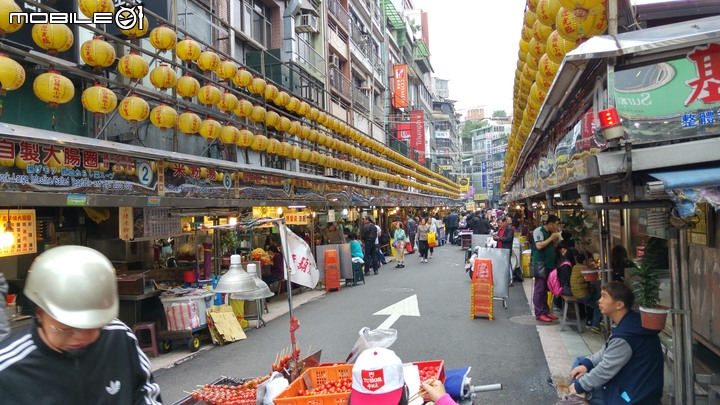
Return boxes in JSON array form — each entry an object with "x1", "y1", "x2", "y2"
[{"x1": 374, "y1": 295, "x2": 420, "y2": 329}]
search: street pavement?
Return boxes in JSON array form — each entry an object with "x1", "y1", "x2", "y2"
[{"x1": 152, "y1": 242, "x2": 602, "y2": 404}]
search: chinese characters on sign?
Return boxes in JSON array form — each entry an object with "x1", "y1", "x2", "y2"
[
  {"x1": 119, "y1": 207, "x2": 134, "y2": 241},
  {"x1": 285, "y1": 212, "x2": 310, "y2": 225},
  {"x1": 683, "y1": 43, "x2": 720, "y2": 128},
  {"x1": 0, "y1": 209, "x2": 37, "y2": 257}
]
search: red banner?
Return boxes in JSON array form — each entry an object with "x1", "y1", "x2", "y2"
[
  {"x1": 392, "y1": 65, "x2": 408, "y2": 108},
  {"x1": 397, "y1": 123, "x2": 411, "y2": 141},
  {"x1": 410, "y1": 110, "x2": 425, "y2": 164}
]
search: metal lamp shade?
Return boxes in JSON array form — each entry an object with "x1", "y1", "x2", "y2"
[
  {"x1": 214, "y1": 255, "x2": 258, "y2": 293},
  {"x1": 231, "y1": 263, "x2": 274, "y2": 300}
]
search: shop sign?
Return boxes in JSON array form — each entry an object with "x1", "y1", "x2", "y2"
[
  {"x1": 465, "y1": 202, "x2": 476, "y2": 212},
  {"x1": 66, "y1": 193, "x2": 88, "y2": 206},
  {"x1": 410, "y1": 110, "x2": 425, "y2": 164},
  {"x1": 0, "y1": 209, "x2": 37, "y2": 257},
  {"x1": 397, "y1": 123, "x2": 411, "y2": 141},
  {"x1": 474, "y1": 193, "x2": 488, "y2": 201},
  {"x1": 138, "y1": 207, "x2": 181, "y2": 238},
  {"x1": 163, "y1": 162, "x2": 231, "y2": 199},
  {"x1": 119, "y1": 207, "x2": 134, "y2": 241},
  {"x1": 291, "y1": 178, "x2": 325, "y2": 200},
  {"x1": 285, "y1": 211, "x2": 310, "y2": 225},
  {"x1": 253, "y1": 206, "x2": 282, "y2": 219},
  {"x1": 458, "y1": 177, "x2": 470, "y2": 192},
  {"x1": 238, "y1": 173, "x2": 291, "y2": 200},
  {"x1": 392, "y1": 65, "x2": 409, "y2": 108}
]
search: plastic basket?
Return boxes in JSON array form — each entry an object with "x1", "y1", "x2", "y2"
[
  {"x1": 582, "y1": 270, "x2": 599, "y2": 282},
  {"x1": 413, "y1": 360, "x2": 446, "y2": 383},
  {"x1": 274, "y1": 364, "x2": 352, "y2": 405}
]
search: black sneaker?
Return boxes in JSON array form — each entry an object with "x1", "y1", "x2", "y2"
[
  {"x1": 374, "y1": 271, "x2": 378, "y2": 275},
  {"x1": 400, "y1": 264, "x2": 405, "y2": 268},
  {"x1": 395, "y1": 264, "x2": 400, "y2": 268}
]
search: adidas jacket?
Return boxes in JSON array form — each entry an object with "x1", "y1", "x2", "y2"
[{"x1": 0, "y1": 319, "x2": 162, "y2": 404}]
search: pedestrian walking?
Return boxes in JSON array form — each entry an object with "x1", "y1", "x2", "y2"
[
  {"x1": 405, "y1": 215, "x2": 417, "y2": 253},
  {"x1": 393, "y1": 223, "x2": 407, "y2": 268},
  {"x1": 361, "y1": 216, "x2": 379, "y2": 275},
  {"x1": 417, "y1": 217, "x2": 431, "y2": 263}
]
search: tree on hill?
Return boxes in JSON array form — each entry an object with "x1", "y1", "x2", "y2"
[
  {"x1": 461, "y1": 120, "x2": 487, "y2": 138},
  {"x1": 492, "y1": 110, "x2": 507, "y2": 118}
]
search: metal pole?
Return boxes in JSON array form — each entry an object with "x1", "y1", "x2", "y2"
[
  {"x1": 678, "y1": 228, "x2": 695, "y2": 405},
  {"x1": 668, "y1": 228, "x2": 683, "y2": 404}
]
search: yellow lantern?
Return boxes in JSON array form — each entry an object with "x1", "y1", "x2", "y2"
[
  {"x1": 217, "y1": 60, "x2": 237, "y2": 81},
  {"x1": 149, "y1": 104, "x2": 178, "y2": 131},
  {"x1": 528, "y1": 37, "x2": 546, "y2": 60},
  {"x1": 278, "y1": 141, "x2": 292, "y2": 157},
  {"x1": 264, "y1": 83, "x2": 279, "y2": 100},
  {"x1": 309, "y1": 150, "x2": 320, "y2": 164},
  {"x1": 0, "y1": 0, "x2": 23, "y2": 36},
  {"x1": 199, "y1": 118, "x2": 222, "y2": 140},
  {"x1": 524, "y1": 9, "x2": 537, "y2": 28},
  {"x1": 118, "y1": 94, "x2": 149, "y2": 124},
  {"x1": 267, "y1": 138, "x2": 281, "y2": 155},
  {"x1": 297, "y1": 101, "x2": 310, "y2": 117},
  {"x1": 248, "y1": 77, "x2": 266, "y2": 95},
  {"x1": 299, "y1": 147, "x2": 312, "y2": 162},
  {"x1": 220, "y1": 125, "x2": 240, "y2": 145},
  {"x1": 149, "y1": 25, "x2": 177, "y2": 52},
  {"x1": 33, "y1": 70, "x2": 75, "y2": 107},
  {"x1": 117, "y1": 52, "x2": 148, "y2": 82},
  {"x1": 535, "y1": 71, "x2": 554, "y2": 92},
  {"x1": 537, "y1": 0, "x2": 562, "y2": 27},
  {"x1": 119, "y1": 13, "x2": 148, "y2": 39},
  {"x1": 529, "y1": 83, "x2": 547, "y2": 105},
  {"x1": 273, "y1": 90, "x2": 290, "y2": 107},
  {"x1": 81, "y1": 84, "x2": 117, "y2": 116},
  {"x1": 288, "y1": 120, "x2": 302, "y2": 136},
  {"x1": 79, "y1": 0, "x2": 114, "y2": 18},
  {"x1": 80, "y1": 36, "x2": 116, "y2": 71},
  {"x1": 176, "y1": 74, "x2": 200, "y2": 99},
  {"x1": 286, "y1": 97, "x2": 300, "y2": 112},
  {"x1": 307, "y1": 129, "x2": 319, "y2": 143},
  {"x1": 559, "y1": 0, "x2": 604, "y2": 10},
  {"x1": 236, "y1": 129, "x2": 255, "y2": 147},
  {"x1": 233, "y1": 69, "x2": 252, "y2": 88},
  {"x1": 251, "y1": 134, "x2": 269, "y2": 151},
  {"x1": 249, "y1": 105, "x2": 267, "y2": 123},
  {"x1": 289, "y1": 144, "x2": 302, "y2": 159},
  {"x1": 32, "y1": 24, "x2": 74, "y2": 56},
  {"x1": 533, "y1": 20, "x2": 553, "y2": 43},
  {"x1": 316, "y1": 131, "x2": 327, "y2": 146},
  {"x1": 324, "y1": 136, "x2": 337, "y2": 150},
  {"x1": 299, "y1": 125, "x2": 311, "y2": 140},
  {"x1": 233, "y1": 99, "x2": 253, "y2": 118},
  {"x1": 265, "y1": 110, "x2": 280, "y2": 128},
  {"x1": 176, "y1": 37, "x2": 201, "y2": 62},
  {"x1": 124, "y1": 163, "x2": 136, "y2": 176},
  {"x1": 521, "y1": 24, "x2": 534, "y2": 43},
  {"x1": 198, "y1": 50, "x2": 220, "y2": 71},
  {"x1": 546, "y1": 30, "x2": 577, "y2": 63},
  {"x1": 317, "y1": 111, "x2": 328, "y2": 127},
  {"x1": 306, "y1": 107, "x2": 320, "y2": 122},
  {"x1": 217, "y1": 91, "x2": 238, "y2": 112},
  {"x1": 275, "y1": 116, "x2": 292, "y2": 132},
  {"x1": 556, "y1": 6, "x2": 606, "y2": 41},
  {"x1": 150, "y1": 64, "x2": 177, "y2": 90},
  {"x1": 0, "y1": 53, "x2": 25, "y2": 95},
  {"x1": 198, "y1": 84, "x2": 221, "y2": 106},
  {"x1": 316, "y1": 153, "x2": 327, "y2": 166}
]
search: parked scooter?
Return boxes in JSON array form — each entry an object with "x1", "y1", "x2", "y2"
[{"x1": 445, "y1": 367, "x2": 502, "y2": 405}]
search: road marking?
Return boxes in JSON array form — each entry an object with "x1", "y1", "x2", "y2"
[{"x1": 374, "y1": 294, "x2": 420, "y2": 329}]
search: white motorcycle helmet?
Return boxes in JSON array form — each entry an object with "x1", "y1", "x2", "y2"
[{"x1": 25, "y1": 246, "x2": 119, "y2": 329}]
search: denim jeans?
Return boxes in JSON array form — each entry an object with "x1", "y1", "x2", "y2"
[{"x1": 571, "y1": 357, "x2": 604, "y2": 405}]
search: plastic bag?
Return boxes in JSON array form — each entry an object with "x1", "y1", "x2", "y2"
[
  {"x1": 256, "y1": 371, "x2": 288, "y2": 405},
  {"x1": 345, "y1": 327, "x2": 398, "y2": 363}
]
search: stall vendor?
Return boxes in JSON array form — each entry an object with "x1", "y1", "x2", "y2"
[{"x1": 324, "y1": 222, "x2": 346, "y2": 244}]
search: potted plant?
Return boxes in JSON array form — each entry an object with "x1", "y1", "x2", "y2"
[
  {"x1": 630, "y1": 240, "x2": 668, "y2": 330},
  {"x1": 220, "y1": 231, "x2": 239, "y2": 266}
]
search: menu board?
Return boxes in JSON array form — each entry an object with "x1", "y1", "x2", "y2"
[{"x1": 0, "y1": 209, "x2": 37, "y2": 257}]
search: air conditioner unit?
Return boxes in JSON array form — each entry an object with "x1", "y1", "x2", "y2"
[
  {"x1": 295, "y1": 14, "x2": 319, "y2": 33},
  {"x1": 330, "y1": 54, "x2": 340, "y2": 68}
]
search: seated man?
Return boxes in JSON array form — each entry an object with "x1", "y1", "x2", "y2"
[{"x1": 569, "y1": 281, "x2": 663, "y2": 405}]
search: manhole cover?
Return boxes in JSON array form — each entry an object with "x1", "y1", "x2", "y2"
[
  {"x1": 381, "y1": 287, "x2": 414, "y2": 293},
  {"x1": 510, "y1": 315, "x2": 558, "y2": 326}
]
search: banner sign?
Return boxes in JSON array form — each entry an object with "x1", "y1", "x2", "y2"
[
  {"x1": 279, "y1": 225, "x2": 320, "y2": 289},
  {"x1": 410, "y1": 110, "x2": 425, "y2": 164},
  {"x1": 392, "y1": 65, "x2": 409, "y2": 108},
  {"x1": 0, "y1": 209, "x2": 37, "y2": 257},
  {"x1": 397, "y1": 123, "x2": 411, "y2": 141}
]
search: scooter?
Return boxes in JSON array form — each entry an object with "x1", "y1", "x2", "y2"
[{"x1": 446, "y1": 367, "x2": 502, "y2": 405}]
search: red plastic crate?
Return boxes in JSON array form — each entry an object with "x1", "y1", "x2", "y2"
[
  {"x1": 274, "y1": 364, "x2": 352, "y2": 405},
  {"x1": 412, "y1": 360, "x2": 445, "y2": 384}
]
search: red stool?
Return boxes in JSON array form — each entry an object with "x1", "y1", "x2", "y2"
[{"x1": 132, "y1": 322, "x2": 159, "y2": 358}]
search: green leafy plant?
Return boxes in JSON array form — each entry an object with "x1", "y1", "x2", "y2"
[
  {"x1": 563, "y1": 211, "x2": 593, "y2": 247},
  {"x1": 630, "y1": 239, "x2": 663, "y2": 308},
  {"x1": 220, "y1": 231, "x2": 239, "y2": 255}
]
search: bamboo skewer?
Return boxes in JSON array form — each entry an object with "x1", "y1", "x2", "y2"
[{"x1": 408, "y1": 378, "x2": 436, "y2": 403}]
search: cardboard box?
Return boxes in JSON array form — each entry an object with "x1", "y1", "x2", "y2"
[
  {"x1": 206, "y1": 305, "x2": 246, "y2": 345},
  {"x1": 116, "y1": 274, "x2": 146, "y2": 295}
]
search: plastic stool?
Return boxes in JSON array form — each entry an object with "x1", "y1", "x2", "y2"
[
  {"x1": 132, "y1": 322, "x2": 159, "y2": 358},
  {"x1": 560, "y1": 295, "x2": 584, "y2": 333}
]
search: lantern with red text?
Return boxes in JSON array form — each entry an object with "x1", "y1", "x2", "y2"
[
  {"x1": 266, "y1": 138, "x2": 281, "y2": 155},
  {"x1": 80, "y1": 36, "x2": 116, "y2": 71},
  {"x1": 32, "y1": 24, "x2": 74, "y2": 56},
  {"x1": 176, "y1": 74, "x2": 200, "y2": 99},
  {"x1": 217, "y1": 60, "x2": 237, "y2": 81},
  {"x1": 118, "y1": 94, "x2": 149, "y2": 124},
  {"x1": 233, "y1": 99, "x2": 253, "y2": 118},
  {"x1": 33, "y1": 70, "x2": 75, "y2": 107},
  {"x1": 0, "y1": 0, "x2": 23, "y2": 36},
  {"x1": 236, "y1": 129, "x2": 255, "y2": 148},
  {"x1": 118, "y1": 12, "x2": 148, "y2": 39},
  {"x1": 217, "y1": 91, "x2": 238, "y2": 112},
  {"x1": 81, "y1": 0, "x2": 117, "y2": 18},
  {"x1": 220, "y1": 125, "x2": 240, "y2": 145},
  {"x1": 198, "y1": 84, "x2": 221, "y2": 106},
  {"x1": 176, "y1": 38, "x2": 201, "y2": 62},
  {"x1": 150, "y1": 104, "x2": 178, "y2": 131},
  {"x1": 199, "y1": 118, "x2": 222, "y2": 140},
  {"x1": 0, "y1": 53, "x2": 25, "y2": 95},
  {"x1": 273, "y1": 91, "x2": 290, "y2": 107},
  {"x1": 289, "y1": 144, "x2": 302, "y2": 159},
  {"x1": 117, "y1": 52, "x2": 149, "y2": 82},
  {"x1": 81, "y1": 84, "x2": 117, "y2": 117},
  {"x1": 149, "y1": 25, "x2": 177, "y2": 52},
  {"x1": 251, "y1": 134, "x2": 269, "y2": 151},
  {"x1": 233, "y1": 69, "x2": 252, "y2": 88},
  {"x1": 150, "y1": 64, "x2": 177, "y2": 90},
  {"x1": 249, "y1": 105, "x2": 267, "y2": 123},
  {"x1": 248, "y1": 77, "x2": 266, "y2": 95},
  {"x1": 177, "y1": 111, "x2": 201, "y2": 135},
  {"x1": 198, "y1": 50, "x2": 220, "y2": 71}
]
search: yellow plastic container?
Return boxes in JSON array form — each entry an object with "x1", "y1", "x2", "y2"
[{"x1": 522, "y1": 250, "x2": 531, "y2": 277}]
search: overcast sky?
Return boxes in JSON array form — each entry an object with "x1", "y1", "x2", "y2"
[{"x1": 412, "y1": 0, "x2": 528, "y2": 118}]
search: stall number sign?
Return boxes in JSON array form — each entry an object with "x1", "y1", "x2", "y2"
[
  {"x1": 285, "y1": 213, "x2": 310, "y2": 225},
  {"x1": 0, "y1": 209, "x2": 37, "y2": 257}
]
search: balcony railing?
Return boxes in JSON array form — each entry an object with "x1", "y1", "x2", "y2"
[
  {"x1": 353, "y1": 88, "x2": 370, "y2": 112},
  {"x1": 328, "y1": 0, "x2": 349, "y2": 29},
  {"x1": 293, "y1": 35, "x2": 325, "y2": 79},
  {"x1": 329, "y1": 67, "x2": 352, "y2": 99},
  {"x1": 373, "y1": 103, "x2": 384, "y2": 126}
]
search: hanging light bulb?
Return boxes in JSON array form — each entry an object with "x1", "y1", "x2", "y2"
[
  {"x1": 277, "y1": 207, "x2": 283, "y2": 216},
  {"x1": 229, "y1": 217, "x2": 237, "y2": 225},
  {"x1": 342, "y1": 208, "x2": 349, "y2": 216},
  {"x1": 1, "y1": 220, "x2": 14, "y2": 247}
]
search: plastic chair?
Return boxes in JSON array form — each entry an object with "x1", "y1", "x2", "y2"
[
  {"x1": 560, "y1": 295, "x2": 584, "y2": 333},
  {"x1": 132, "y1": 321, "x2": 159, "y2": 358}
]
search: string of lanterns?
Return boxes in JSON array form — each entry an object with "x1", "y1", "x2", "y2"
[
  {"x1": 502, "y1": 0, "x2": 607, "y2": 191},
  {"x1": 0, "y1": 0, "x2": 459, "y2": 197}
]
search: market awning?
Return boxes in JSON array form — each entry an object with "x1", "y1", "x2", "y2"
[{"x1": 650, "y1": 168, "x2": 720, "y2": 191}]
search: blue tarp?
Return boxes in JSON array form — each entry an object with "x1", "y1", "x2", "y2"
[{"x1": 650, "y1": 168, "x2": 720, "y2": 190}]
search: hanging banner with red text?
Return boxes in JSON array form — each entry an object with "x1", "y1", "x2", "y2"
[
  {"x1": 279, "y1": 224, "x2": 319, "y2": 288},
  {"x1": 397, "y1": 123, "x2": 411, "y2": 141},
  {"x1": 410, "y1": 110, "x2": 426, "y2": 164},
  {"x1": 392, "y1": 65, "x2": 409, "y2": 108}
]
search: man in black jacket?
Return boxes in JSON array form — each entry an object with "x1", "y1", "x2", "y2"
[
  {"x1": 361, "y1": 216, "x2": 379, "y2": 275},
  {"x1": 0, "y1": 246, "x2": 162, "y2": 404},
  {"x1": 443, "y1": 210, "x2": 459, "y2": 244},
  {"x1": 469, "y1": 210, "x2": 491, "y2": 235}
]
